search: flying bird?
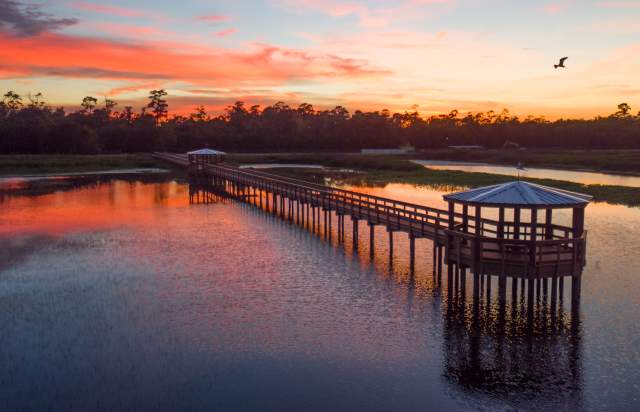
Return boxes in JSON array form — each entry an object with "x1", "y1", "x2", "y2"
[{"x1": 554, "y1": 57, "x2": 568, "y2": 69}]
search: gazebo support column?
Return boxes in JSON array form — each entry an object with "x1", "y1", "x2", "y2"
[
  {"x1": 572, "y1": 207, "x2": 585, "y2": 238},
  {"x1": 529, "y1": 208, "x2": 538, "y2": 280},
  {"x1": 446, "y1": 201, "x2": 456, "y2": 289},
  {"x1": 462, "y1": 205, "x2": 469, "y2": 233},
  {"x1": 571, "y1": 206, "x2": 585, "y2": 310},
  {"x1": 545, "y1": 208, "x2": 553, "y2": 240}
]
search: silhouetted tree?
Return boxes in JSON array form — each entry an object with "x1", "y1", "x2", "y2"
[
  {"x1": 80, "y1": 96, "x2": 98, "y2": 114},
  {"x1": 147, "y1": 89, "x2": 168, "y2": 123},
  {"x1": 190, "y1": 105, "x2": 208, "y2": 122}
]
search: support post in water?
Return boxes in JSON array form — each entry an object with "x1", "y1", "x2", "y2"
[
  {"x1": 352, "y1": 217, "x2": 359, "y2": 252},
  {"x1": 368, "y1": 222, "x2": 375, "y2": 260},
  {"x1": 409, "y1": 234, "x2": 416, "y2": 273},
  {"x1": 388, "y1": 228, "x2": 394, "y2": 265}
]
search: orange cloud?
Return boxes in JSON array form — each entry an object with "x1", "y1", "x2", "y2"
[
  {"x1": 0, "y1": 31, "x2": 389, "y2": 87},
  {"x1": 106, "y1": 82, "x2": 164, "y2": 97}
]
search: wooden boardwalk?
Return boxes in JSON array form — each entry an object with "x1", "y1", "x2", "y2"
[{"x1": 154, "y1": 152, "x2": 587, "y2": 288}]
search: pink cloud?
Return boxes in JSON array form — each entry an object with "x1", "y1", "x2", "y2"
[
  {"x1": 95, "y1": 23, "x2": 167, "y2": 37},
  {"x1": 215, "y1": 28, "x2": 237, "y2": 37},
  {"x1": 597, "y1": 1, "x2": 640, "y2": 8},
  {"x1": 277, "y1": 0, "x2": 455, "y2": 28},
  {"x1": 71, "y1": 1, "x2": 144, "y2": 17},
  {"x1": 198, "y1": 15, "x2": 230, "y2": 23},
  {"x1": 543, "y1": 2, "x2": 571, "y2": 15}
]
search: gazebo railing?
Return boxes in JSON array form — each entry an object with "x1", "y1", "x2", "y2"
[
  {"x1": 459, "y1": 219, "x2": 573, "y2": 241},
  {"x1": 445, "y1": 227, "x2": 587, "y2": 277}
]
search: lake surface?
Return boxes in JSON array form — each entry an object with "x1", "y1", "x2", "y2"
[
  {"x1": 1, "y1": 174, "x2": 639, "y2": 410},
  {"x1": 413, "y1": 160, "x2": 640, "y2": 187}
]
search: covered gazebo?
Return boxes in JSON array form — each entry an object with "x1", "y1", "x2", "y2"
[
  {"x1": 440, "y1": 180, "x2": 592, "y2": 300},
  {"x1": 443, "y1": 181, "x2": 592, "y2": 242},
  {"x1": 187, "y1": 148, "x2": 226, "y2": 168}
]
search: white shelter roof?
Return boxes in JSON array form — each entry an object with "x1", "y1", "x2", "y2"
[{"x1": 187, "y1": 148, "x2": 226, "y2": 155}]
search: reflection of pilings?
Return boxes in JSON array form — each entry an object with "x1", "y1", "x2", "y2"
[
  {"x1": 442, "y1": 278, "x2": 583, "y2": 409},
  {"x1": 188, "y1": 185, "x2": 227, "y2": 205},
  {"x1": 431, "y1": 253, "x2": 582, "y2": 318}
]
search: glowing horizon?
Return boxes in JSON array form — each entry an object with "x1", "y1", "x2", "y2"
[{"x1": 1, "y1": 0, "x2": 639, "y2": 119}]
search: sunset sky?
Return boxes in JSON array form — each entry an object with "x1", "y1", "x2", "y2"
[{"x1": 1, "y1": 0, "x2": 639, "y2": 118}]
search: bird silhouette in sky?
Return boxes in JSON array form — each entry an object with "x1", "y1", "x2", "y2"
[{"x1": 554, "y1": 57, "x2": 568, "y2": 69}]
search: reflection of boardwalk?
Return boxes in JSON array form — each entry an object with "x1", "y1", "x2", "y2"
[
  {"x1": 443, "y1": 276, "x2": 583, "y2": 409},
  {"x1": 154, "y1": 152, "x2": 590, "y2": 312},
  {"x1": 188, "y1": 185, "x2": 228, "y2": 205}
]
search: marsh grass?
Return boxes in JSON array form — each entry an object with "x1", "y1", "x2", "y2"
[
  {"x1": 414, "y1": 149, "x2": 640, "y2": 174},
  {"x1": 228, "y1": 153, "x2": 422, "y2": 172},
  {"x1": 0, "y1": 154, "x2": 166, "y2": 175}
]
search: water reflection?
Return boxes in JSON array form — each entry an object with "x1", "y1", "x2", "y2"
[
  {"x1": 198, "y1": 177, "x2": 585, "y2": 408},
  {"x1": 442, "y1": 278, "x2": 582, "y2": 409},
  {"x1": 413, "y1": 159, "x2": 640, "y2": 188},
  {"x1": 0, "y1": 174, "x2": 188, "y2": 236},
  {"x1": 1, "y1": 174, "x2": 638, "y2": 410}
]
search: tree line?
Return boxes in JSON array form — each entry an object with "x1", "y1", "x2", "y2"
[{"x1": 0, "y1": 89, "x2": 638, "y2": 154}]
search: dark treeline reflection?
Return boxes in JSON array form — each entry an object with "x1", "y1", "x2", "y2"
[{"x1": 1, "y1": 89, "x2": 639, "y2": 154}]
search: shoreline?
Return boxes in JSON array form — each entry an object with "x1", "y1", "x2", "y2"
[
  {"x1": 0, "y1": 168, "x2": 170, "y2": 180},
  {"x1": 411, "y1": 158, "x2": 640, "y2": 178},
  {"x1": 409, "y1": 149, "x2": 640, "y2": 176}
]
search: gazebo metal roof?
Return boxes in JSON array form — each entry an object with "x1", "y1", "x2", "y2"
[
  {"x1": 443, "y1": 181, "x2": 592, "y2": 208},
  {"x1": 187, "y1": 148, "x2": 226, "y2": 155}
]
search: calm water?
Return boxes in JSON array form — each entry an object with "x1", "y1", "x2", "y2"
[
  {"x1": 413, "y1": 160, "x2": 640, "y2": 187},
  {"x1": 1, "y1": 175, "x2": 639, "y2": 410}
]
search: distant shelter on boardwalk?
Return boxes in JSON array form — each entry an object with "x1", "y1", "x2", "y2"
[{"x1": 187, "y1": 148, "x2": 226, "y2": 168}]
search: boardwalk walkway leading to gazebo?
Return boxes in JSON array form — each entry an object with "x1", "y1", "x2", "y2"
[{"x1": 153, "y1": 152, "x2": 588, "y2": 296}]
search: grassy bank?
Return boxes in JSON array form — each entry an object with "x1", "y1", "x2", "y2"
[
  {"x1": 229, "y1": 152, "x2": 640, "y2": 207},
  {"x1": 364, "y1": 168, "x2": 640, "y2": 207},
  {"x1": 0, "y1": 154, "x2": 166, "y2": 175},
  {"x1": 413, "y1": 149, "x2": 640, "y2": 175},
  {"x1": 228, "y1": 153, "x2": 420, "y2": 172}
]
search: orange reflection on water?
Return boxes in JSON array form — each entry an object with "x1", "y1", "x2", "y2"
[
  {"x1": 0, "y1": 180, "x2": 190, "y2": 236},
  {"x1": 338, "y1": 183, "x2": 450, "y2": 210}
]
